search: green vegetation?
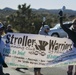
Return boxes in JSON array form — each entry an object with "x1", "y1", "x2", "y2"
[{"x1": 0, "y1": 3, "x2": 76, "y2": 34}]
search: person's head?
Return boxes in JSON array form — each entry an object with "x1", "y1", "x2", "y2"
[
  {"x1": 72, "y1": 18, "x2": 76, "y2": 30},
  {"x1": 0, "y1": 22, "x2": 4, "y2": 36},
  {"x1": 43, "y1": 25, "x2": 50, "y2": 33},
  {"x1": 7, "y1": 24, "x2": 12, "y2": 30}
]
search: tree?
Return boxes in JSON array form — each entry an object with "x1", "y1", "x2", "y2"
[{"x1": 10, "y1": 3, "x2": 32, "y2": 33}]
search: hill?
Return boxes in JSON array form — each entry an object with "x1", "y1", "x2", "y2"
[
  {"x1": 0, "y1": 7, "x2": 16, "y2": 17},
  {"x1": 32, "y1": 8, "x2": 76, "y2": 16},
  {"x1": 0, "y1": 7, "x2": 76, "y2": 17}
]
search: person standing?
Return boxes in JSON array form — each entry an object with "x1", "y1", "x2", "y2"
[
  {"x1": 0, "y1": 22, "x2": 8, "y2": 75},
  {"x1": 34, "y1": 25, "x2": 50, "y2": 75},
  {"x1": 67, "y1": 19, "x2": 76, "y2": 75},
  {"x1": 5, "y1": 24, "x2": 13, "y2": 33},
  {"x1": 59, "y1": 10, "x2": 76, "y2": 75}
]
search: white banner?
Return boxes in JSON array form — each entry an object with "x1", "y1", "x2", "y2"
[{"x1": 1, "y1": 33, "x2": 74, "y2": 68}]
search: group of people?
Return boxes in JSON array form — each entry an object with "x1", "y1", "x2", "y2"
[
  {"x1": 0, "y1": 21, "x2": 50, "y2": 75},
  {"x1": 0, "y1": 12, "x2": 76, "y2": 75},
  {"x1": 34, "y1": 11, "x2": 76, "y2": 75}
]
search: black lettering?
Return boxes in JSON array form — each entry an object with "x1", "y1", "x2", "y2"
[
  {"x1": 10, "y1": 35, "x2": 14, "y2": 44},
  {"x1": 32, "y1": 40, "x2": 36, "y2": 46},
  {"x1": 6, "y1": 34, "x2": 11, "y2": 43},
  {"x1": 49, "y1": 40, "x2": 56, "y2": 50},
  {"x1": 18, "y1": 38, "x2": 22, "y2": 44},
  {"x1": 22, "y1": 36, "x2": 25, "y2": 46},
  {"x1": 25, "y1": 36, "x2": 28, "y2": 46},
  {"x1": 14, "y1": 37, "x2": 18, "y2": 44},
  {"x1": 28, "y1": 39, "x2": 31, "y2": 46}
]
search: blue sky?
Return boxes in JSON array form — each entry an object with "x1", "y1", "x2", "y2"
[{"x1": 0, "y1": 0, "x2": 76, "y2": 10}]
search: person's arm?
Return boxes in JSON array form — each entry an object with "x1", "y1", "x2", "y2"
[{"x1": 59, "y1": 10, "x2": 73, "y2": 35}]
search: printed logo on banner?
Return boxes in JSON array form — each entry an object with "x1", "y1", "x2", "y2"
[
  {"x1": 35, "y1": 40, "x2": 48, "y2": 51},
  {"x1": 33, "y1": 40, "x2": 48, "y2": 56}
]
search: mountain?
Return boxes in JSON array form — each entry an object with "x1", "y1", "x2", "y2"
[
  {"x1": 0, "y1": 7, "x2": 16, "y2": 11},
  {"x1": 0, "y1": 7, "x2": 16, "y2": 16},
  {"x1": 32, "y1": 8, "x2": 76, "y2": 16},
  {"x1": 0, "y1": 7, "x2": 76, "y2": 17}
]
